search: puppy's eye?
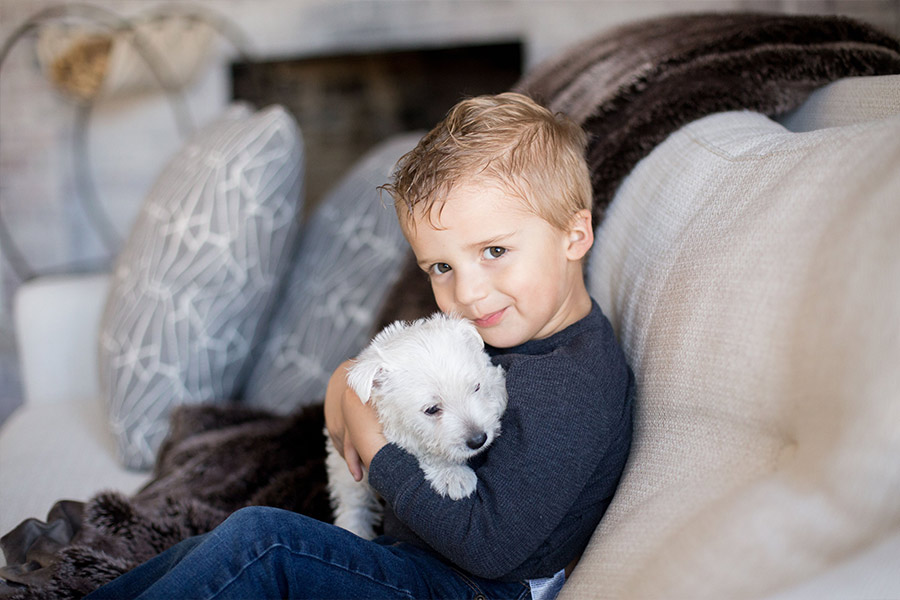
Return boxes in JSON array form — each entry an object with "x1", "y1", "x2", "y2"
[
  {"x1": 473, "y1": 383, "x2": 481, "y2": 393},
  {"x1": 424, "y1": 405, "x2": 442, "y2": 416}
]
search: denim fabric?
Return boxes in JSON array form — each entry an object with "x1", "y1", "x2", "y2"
[{"x1": 86, "y1": 506, "x2": 531, "y2": 600}]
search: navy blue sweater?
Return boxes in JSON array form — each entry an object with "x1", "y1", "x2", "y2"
[{"x1": 368, "y1": 300, "x2": 634, "y2": 582}]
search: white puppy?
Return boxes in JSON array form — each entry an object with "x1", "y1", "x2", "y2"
[{"x1": 326, "y1": 312, "x2": 507, "y2": 539}]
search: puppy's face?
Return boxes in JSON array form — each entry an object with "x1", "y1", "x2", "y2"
[{"x1": 348, "y1": 313, "x2": 507, "y2": 463}]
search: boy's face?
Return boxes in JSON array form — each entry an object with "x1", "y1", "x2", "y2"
[{"x1": 404, "y1": 181, "x2": 593, "y2": 348}]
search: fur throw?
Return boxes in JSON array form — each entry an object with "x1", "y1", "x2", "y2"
[
  {"x1": 513, "y1": 12, "x2": 900, "y2": 221},
  {"x1": 2, "y1": 12, "x2": 899, "y2": 600},
  {"x1": 0, "y1": 404, "x2": 330, "y2": 599}
]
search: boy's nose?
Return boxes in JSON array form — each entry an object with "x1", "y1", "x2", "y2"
[{"x1": 454, "y1": 270, "x2": 489, "y2": 305}]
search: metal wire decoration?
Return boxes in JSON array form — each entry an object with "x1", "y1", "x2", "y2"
[{"x1": 0, "y1": 3, "x2": 254, "y2": 281}]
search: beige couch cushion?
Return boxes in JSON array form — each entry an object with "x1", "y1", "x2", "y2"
[
  {"x1": 574, "y1": 83, "x2": 900, "y2": 597},
  {"x1": 779, "y1": 74, "x2": 900, "y2": 131}
]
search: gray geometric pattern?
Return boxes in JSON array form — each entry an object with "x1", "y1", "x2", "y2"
[
  {"x1": 243, "y1": 132, "x2": 422, "y2": 414},
  {"x1": 98, "y1": 104, "x2": 305, "y2": 470}
]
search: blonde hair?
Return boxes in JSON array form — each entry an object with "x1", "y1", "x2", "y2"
[{"x1": 382, "y1": 92, "x2": 591, "y2": 231}]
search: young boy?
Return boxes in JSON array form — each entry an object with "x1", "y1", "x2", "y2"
[{"x1": 87, "y1": 92, "x2": 634, "y2": 600}]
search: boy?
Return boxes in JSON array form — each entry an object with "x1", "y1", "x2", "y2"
[{"x1": 88, "y1": 92, "x2": 634, "y2": 600}]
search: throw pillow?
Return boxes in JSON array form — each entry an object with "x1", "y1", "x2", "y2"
[
  {"x1": 573, "y1": 107, "x2": 900, "y2": 597},
  {"x1": 98, "y1": 104, "x2": 305, "y2": 470},
  {"x1": 242, "y1": 132, "x2": 422, "y2": 413}
]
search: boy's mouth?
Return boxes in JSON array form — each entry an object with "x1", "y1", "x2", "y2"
[{"x1": 473, "y1": 308, "x2": 506, "y2": 328}]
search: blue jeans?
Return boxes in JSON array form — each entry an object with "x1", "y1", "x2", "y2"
[{"x1": 86, "y1": 506, "x2": 531, "y2": 599}]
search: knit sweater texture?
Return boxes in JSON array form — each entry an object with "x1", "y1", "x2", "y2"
[{"x1": 368, "y1": 300, "x2": 635, "y2": 582}]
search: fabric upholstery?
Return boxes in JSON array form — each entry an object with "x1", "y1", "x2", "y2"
[
  {"x1": 569, "y1": 106, "x2": 900, "y2": 599},
  {"x1": 779, "y1": 74, "x2": 900, "y2": 131},
  {"x1": 14, "y1": 274, "x2": 109, "y2": 407},
  {"x1": 0, "y1": 401, "x2": 147, "y2": 539},
  {"x1": 765, "y1": 531, "x2": 900, "y2": 600},
  {"x1": 243, "y1": 132, "x2": 421, "y2": 413},
  {"x1": 98, "y1": 104, "x2": 305, "y2": 470}
]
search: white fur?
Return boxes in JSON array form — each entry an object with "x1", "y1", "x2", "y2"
[{"x1": 325, "y1": 312, "x2": 507, "y2": 539}]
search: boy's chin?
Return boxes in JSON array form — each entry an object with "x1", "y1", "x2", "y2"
[{"x1": 477, "y1": 326, "x2": 529, "y2": 349}]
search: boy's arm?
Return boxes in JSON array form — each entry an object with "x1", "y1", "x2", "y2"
[{"x1": 368, "y1": 353, "x2": 632, "y2": 580}]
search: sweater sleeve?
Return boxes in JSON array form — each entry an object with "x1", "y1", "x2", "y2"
[{"x1": 367, "y1": 343, "x2": 632, "y2": 580}]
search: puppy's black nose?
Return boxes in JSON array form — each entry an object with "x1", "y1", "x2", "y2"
[{"x1": 466, "y1": 432, "x2": 488, "y2": 450}]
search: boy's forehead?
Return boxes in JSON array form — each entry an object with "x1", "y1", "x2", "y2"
[{"x1": 419, "y1": 181, "x2": 533, "y2": 228}]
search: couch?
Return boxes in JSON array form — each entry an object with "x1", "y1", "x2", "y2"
[{"x1": 3, "y1": 29, "x2": 900, "y2": 600}]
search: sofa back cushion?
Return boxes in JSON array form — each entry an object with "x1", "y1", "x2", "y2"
[
  {"x1": 570, "y1": 76, "x2": 900, "y2": 599},
  {"x1": 98, "y1": 105, "x2": 305, "y2": 470}
]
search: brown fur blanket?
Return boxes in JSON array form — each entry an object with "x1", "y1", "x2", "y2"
[
  {"x1": 0, "y1": 404, "x2": 332, "y2": 599},
  {"x1": 2, "y1": 12, "x2": 900, "y2": 600}
]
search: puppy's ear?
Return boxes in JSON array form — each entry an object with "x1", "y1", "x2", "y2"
[
  {"x1": 346, "y1": 355, "x2": 384, "y2": 404},
  {"x1": 348, "y1": 320, "x2": 405, "y2": 402},
  {"x1": 461, "y1": 318, "x2": 485, "y2": 349},
  {"x1": 442, "y1": 311, "x2": 484, "y2": 349}
]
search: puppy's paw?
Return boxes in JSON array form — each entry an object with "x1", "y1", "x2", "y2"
[{"x1": 427, "y1": 464, "x2": 478, "y2": 499}]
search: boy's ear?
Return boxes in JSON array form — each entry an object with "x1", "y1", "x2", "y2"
[{"x1": 565, "y1": 209, "x2": 594, "y2": 261}]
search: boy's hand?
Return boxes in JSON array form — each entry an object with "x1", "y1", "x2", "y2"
[
  {"x1": 342, "y1": 389, "x2": 387, "y2": 470},
  {"x1": 324, "y1": 359, "x2": 387, "y2": 480},
  {"x1": 325, "y1": 359, "x2": 362, "y2": 479}
]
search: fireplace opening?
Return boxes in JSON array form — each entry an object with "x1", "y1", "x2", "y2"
[{"x1": 231, "y1": 41, "x2": 523, "y2": 214}]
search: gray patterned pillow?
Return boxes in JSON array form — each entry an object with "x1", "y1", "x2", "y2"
[
  {"x1": 99, "y1": 104, "x2": 305, "y2": 469},
  {"x1": 242, "y1": 132, "x2": 422, "y2": 413}
]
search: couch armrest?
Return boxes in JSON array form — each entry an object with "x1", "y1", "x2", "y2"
[{"x1": 14, "y1": 273, "x2": 110, "y2": 407}]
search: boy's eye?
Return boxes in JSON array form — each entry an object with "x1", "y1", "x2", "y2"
[
  {"x1": 484, "y1": 246, "x2": 506, "y2": 259},
  {"x1": 430, "y1": 262, "x2": 452, "y2": 275}
]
